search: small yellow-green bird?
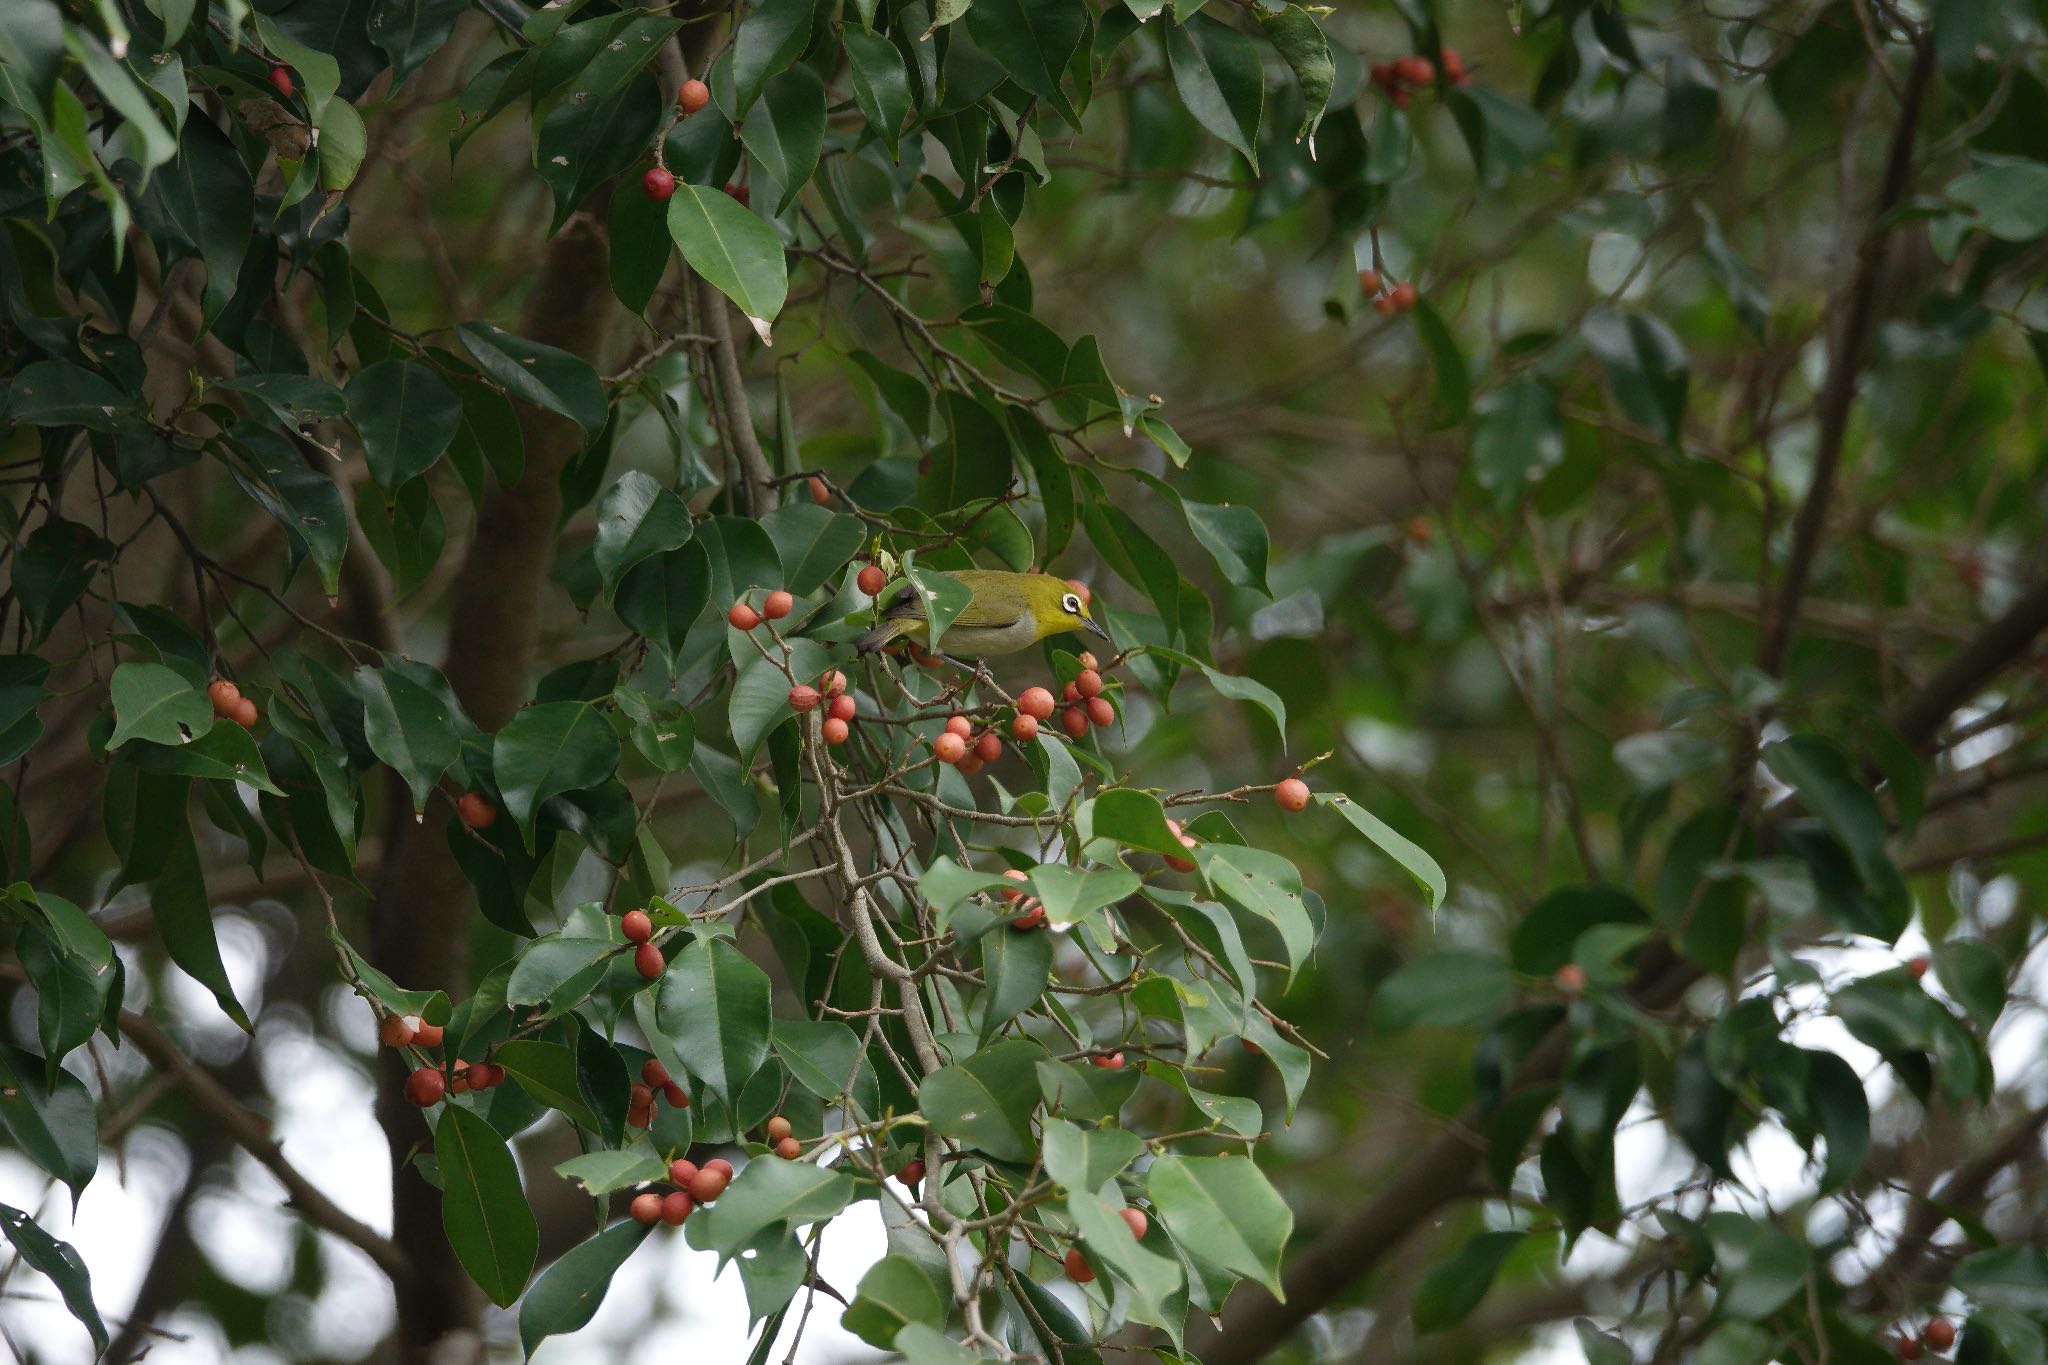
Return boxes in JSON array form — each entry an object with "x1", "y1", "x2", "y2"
[{"x1": 855, "y1": 570, "x2": 1109, "y2": 658}]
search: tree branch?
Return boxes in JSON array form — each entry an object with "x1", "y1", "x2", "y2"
[{"x1": 696, "y1": 275, "x2": 777, "y2": 516}]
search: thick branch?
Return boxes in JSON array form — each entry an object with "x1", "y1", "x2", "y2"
[
  {"x1": 697, "y1": 276, "x2": 776, "y2": 516},
  {"x1": 115, "y1": 1009, "x2": 411, "y2": 1282}
]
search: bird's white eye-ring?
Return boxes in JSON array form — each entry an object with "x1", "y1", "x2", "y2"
[{"x1": 1062, "y1": 593, "x2": 1083, "y2": 614}]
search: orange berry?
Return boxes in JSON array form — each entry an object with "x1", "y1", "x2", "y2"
[
  {"x1": 945, "y1": 714, "x2": 973, "y2": 738},
  {"x1": 414, "y1": 1021, "x2": 443, "y2": 1048},
  {"x1": 955, "y1": 752, "x2": 984, "y2": 776},
  {"x1": 1119, "y1": 1207, "x2": 1148, "y2": 1239},
  {"x1": 1075, "y1": 669, "x2": 1103, "y2": 698},
  {"x1": 661, "y1": 1190, "x2": 694, "y2": 1225},
  {"x1": 634, "y1": 943, "x2": 665, "y2": 979},
  {"x1": 1407, "y1": 515, "x2": 1433, "y2": 543},
  {"x1": 1442, "y1": 47, "x2": 1468, "y2": 84},
  {"x1": 829, "y1": 693, "x2": 857, "y2": 723},
  {"x1": 1556, "y1": 963, "x2": 1588, "y2": 995},
  {"x1": 230, "y1": 696, "x2": 259, "y2": 728},
  {"x1": 1243, "y1": 1038, "x2": 1262, "y2": 1055},
  {"x1": 705, "y1": 1158, "x2": 734, "y2": 1179},
  {"x1": 662, "y1": 1082, "x2": 688, "y2": 1108},
  {"x1": 380, "y1": 1014, "x2": 417, "y2": 1048},
  {"x1": 821, "y1": 670, "x2": 848, "y2": 696},
  {"x1": 728, "y1": 602, "x2": 760, "y2": 630},
  {"x1": 1390, "y1": 282, "x2": 1418, "y2": 311},
  {"x1": 267, "y1": 65, "x2": 295, "y2": 99},
  {"x1": 631, "y1": 1191, "x2": 664, "y2": 1224},
  {"x1": 1358, "y1": 268, "x2": 1383, "y2": 295},
  {"x1": 763, "y1": 590, "x2": 794, "y2": 620},
  {"x1": 669, "y1": 1158, "x2": 699, "y2": 1186},
  {"x1": 1923, "y1": 1320, "x2": 1955, "y2": 1352},
  {"x1": 1908, "y1": 956, "x2": 1929, "y2": 979},
  {"x1": 622, "y1": 910, "x2": 654, "y2": 944},
  {"x1": 678, "y1": 78, "x2": 710, "y2": 114},
  {"x1": 1395, "y1": 55, "x2": 1435, "y2": 85},
  {"x1": 1275, "y1": 777, "x2": 1311, "y2": 812},
  {"x1": 1011, "y1": 713, "x2": 1039, "y2": 742},
  {"x1": 858, "y1": 564, "x2": 887, "y2": 595},
  {"x1": 934, "y1": 732, "x2": 968, "y2": 764},
  {"x1": 642, "y1": 1057, "x2": 671, "y2": 1087},
  {"x1": 1064, "y1": 1247, "x2": 1095, "y2": 1283},
  {"x1": 1077, "y1": 651, "x2": 1099, "y2": 672},
  {"x1": 1000, "y1": 869, "x2": 1030, "y2": 900},
  {"x1": 775, "y1": 1136, "x2": 802, "y2": 1159},
  {"x1": 789, "y1": 684, "x2": 821, "y2": 712},
  {"x1": 1165, "y1": 820, "x2": 1197, "y2": 874},
  {"x1": 207, "y1": 678, "x2": 241, "y2": 713},
  {"x1": 642, "y1": 166, "x2": 676, "y2": 201},
  {"x1": 1018, "y1": 686, "x2": 1056, "y2": 720},
  {"x1": 404, "y1": 1067, "x2": 445, "y2": 1107},
  {"x1": 766, "y1": 1115, "x2": 793, "y2": 1142},
  {"x1": 822, "y1": 717, "x2": 850, "y2": 746},
  {"x1": 976, "y1": 730, "x2": 1002, "y2": 762},
  {"x1": 689, "y1": 1165, "x2": 729, "y2": 1202},
  {"x1": 1373, "y1": 294, "x2": 1399, "y2": 315},
  {"x1": 1086, "y1": 696, "x2": 1115, "y2": 728},
  {"x1": 456, "y1": 792, "x2": 497, "y2": 828},
  {"x1": 1009, "y1": 900, "x2": 1045, "y2": 930},
  {"x1": 1061, "y1": 705, "x2": 1090, "y2": 740},
  {"x1": 1064, "y1": 578, "x2": 1091, "y2": 604},
  {"x1": 807, "y1": 476, "x2": 832, "y2": 506},
  {"x1": 1091, "y1": 1051, "x2": 1125, "y2": 1070}
]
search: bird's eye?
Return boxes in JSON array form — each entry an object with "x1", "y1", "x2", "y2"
[{"x1": 1062, "y1": 593, "x2": 1082, "y2": 614}]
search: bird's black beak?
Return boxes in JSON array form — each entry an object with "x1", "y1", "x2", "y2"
[{"x1": 1084, "y1": 616, "x2": 1111, "y2": 641}]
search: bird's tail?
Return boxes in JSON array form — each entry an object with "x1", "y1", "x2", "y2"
[{"x1": 854, "y1": 618, "x2": 916, "y2": 655}]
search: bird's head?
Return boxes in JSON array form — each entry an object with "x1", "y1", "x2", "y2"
[{"x1": 1025, "y1": 573, "x2": 1110, "y2": 643}]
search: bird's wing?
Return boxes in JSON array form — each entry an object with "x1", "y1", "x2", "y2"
[{"x1": 878, "y1": 577, "x2": 1024, "y2": 629}]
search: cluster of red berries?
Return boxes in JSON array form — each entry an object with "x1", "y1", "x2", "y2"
[
  {"x1": 628, "y1": 1055, "x2": 690, "y2": 1128},
  {"x1": 999, "y1": 869, "x2": 1045, "y2": 930},
  {"x1": 455, "y1": 791, "x2": 497, "y2": 829},
  {"x1": 206, "y1": 678, "x2": 260, "y2": 730},
  {"x1": 789, "y1": 669, "x2": 855, "y2": 746},
  {"x1": 1358, "y1": 268, "x2": 1419, "y2": 316},
  {"x1": 399, "y1": 1043, "x2": 505, "y2": 1107},
  {"x1": 621, "y1": 908, "x2": 666, "y2": 980},
  {"x1": 1051, "y1": 658, "x2": 1117, "y2": 739},
  {"x1": 381, "y1": 1012, "x2": 445, "y2": 1051},
  {"x1": 727, "y1": 589, "x2": 795, "y2": 632},
  {"x1": 1063, "y1": 1208, "x2": 1149, "y2": 1284},
  {"x1": 628, "y1": 1154, "x2": 733, "y2": 1227},
  {"x1": 1369, "y1": 48, "x2": 1469, "y2": 107},
  {"x1": 1895, "y1": 1319, "x2": 1956, "y2": 1359},
  {"x1": 933, "y1": 714, "x2": 1006, "y2": 774},
  {"x1": 763, "y1": 1114, "x2": 802, "y2": 1161}
]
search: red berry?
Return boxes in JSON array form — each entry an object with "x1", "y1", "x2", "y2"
[
  {"x1": 1395, "y1": 55, "x2": 1435, "y2": 85},
  {"x1": 448, "y1": 1061, "x2": 470, "y2": 1095},
  {"x1": 766, "y1": 1116, "x2": 793, "y2": 1141},
  {"x1": 822, "y1": 717, "x2": 850, "y2": 746},
  {"x1": 1923, "y1": 1320, "x2": 1955, "y2": 1352},
  {"x1": 1275, "y1": 777, "x2": 1311, "y2": 812},
  {"x1": 622, "y1": 909, "x2": 654, "y2": 944},
  {"x1": 896, "y1": 1158, "x2": 924, "y2": 1187},
  {"x1": 456, "y1": 792, "x2": 497, "y2": 829},
  {"x1": 230, "y1": 696, "x2": 260, "y2": 728},
  {"x1": 955, "y1": 753, "x2": 983, "y2": 777},
  {"x1": 1061, "y1": 706, "x2": 1090, "y2": 740},
  {"x1": 1017, "y1": 687, "x2": 1056, "y2": 721},
  {"x1": 1390, "y1": 282, "x2": 1418, "y2": 312},
  {"x1": 678, "y1": 78, "x2": 710, "y2": 114},
  {"x1": 1075, "y1": 669, "x2": 1104, "y2": 698},
  {"x1": 414, "y1": 1021, "x2": 444, "y2": 1048},
  {"x1": 1391, "y1": 88, "x2": 1412, "y2": 109},
  {"x1": 1908, "y1": 956, "x2": 1929, "y2": 979},
  {"x1": 1062, "y1": 681, "x2": 1081, "y2": 703},
  {"x1": 267, "y1": 65, "x2": 294, "y2": 99},
  {"x1": 1119, "y1": 1207, "x2": 1148, "y2": 1239},
  {"x1": 807, "y1": 475, "x2": 833, "y2": 506},
  {"x1": 689, "y1": 1165, "x2": 729, "y2": 1202},
  {"x1": 1000, "y1": 870, "x2": 1030, "y2": 900},
  {"x1": 725, "y1": 182, "x2": 750, "y2": 207},
  {"x1": 763, "y1": 590, "x2": 794, "y2": 620},
  {"x1": 1086, "y1": 696, "x2": 1115, "y2": 728},
  {"x1": 627, "y1": 1103, "x2": 652, "y2": 1128},
  {"x1": 1091, "y1": 1051, "x2": 1125, "y2": 1070},
  {"x1": 1064, "y1": 579, "x2": 1091, "y2": 605},
  {"x1": 642, "y1": 1057, "x2": 671, "y2": 1087},
  {"x1": 728, "y1": 602, "x2": 760, "y2": 630},
  {"x1": 1009, "y1": 900, "x2": 1045, "y2": 930},
  {"x1": 1064, "y1": 1247, "x2": 1095, "y2": 1283},
  {"x1": 858, "y1": 564, "x2": 887, "y2": 595},
  {"x1": 1243, "y1": 1038, "x2": 1262, "y2": 1055},
  {"x1": 631, "y1": 1191, "x2": 664, "y2": 1225},
  {"x1": 483, "y1": 1062, "x2": 507, "y2": 1089},
  {"x1": 630, "y1": 1083, "x2": 655, "y2": 1110},
  {"x1": 775, "y1": 1136, "x2": 802, "y2": 1160},
  {"x1": 1077, "y1": 651, "x2": 1100, "y2": 672},
  {"x1": 976, "y1": 730, "x2": 1002, "y2": 762},
  {"x1": 662, "y1": 1082, "x2": 689, "y2": 1108},
  {"x1": 934, "y1": 732, "x2": 968, "y2": 764},
  {"x1": 821, "y1": 670, "x2": 847, "y2": 696},
  {"x1": 1442, "y1": 47, "x2": 1468, "y2": 84},
  {"x1": 634, "y1": 943, "x2": 665, "y2": 979},
  {"x1": 705, "y1": 1158, "x2": 734, "y2": 1179},
  {"x1": 1358, "y1": 268, "x2": 1383, "y2": 295},
  {"x1": 1370, "y1": 62, "x2": 1394, "y2": 89},
  {"x1": 1165, "y1": 820, "x2": 1196, "y2": 874},
  {"x1": 1556, "y1": 963, "x2": 1588, "y2": 995},
  {"x1": 1011, "y1": 714, "x2": 1039, "y2": 742},
  {"x1": 380, "y1": 1014, "x2": 417, "y2": 1049},
  {"x1": 944, "y1": 715, "x2": 973, "y2": 738},
  {"x1": 829, "y1": 693, "x2": 857, "y2": 722},
  {"x1": 1373, "y1": 293, "x2": 1399, "y2": 315},
  {"x1": 404, "y1": 1067, "x2": 445, "y2": 1107},
  {"x1": 669, "y1": 1158, "x2": 699, "y2": 1186},
  {"x1": 207, "y1": 678, "x2": 241, "y2": 714},
  {"x1": 1898, "y1": 1338, "x2": 1923, "y2": 1362},
  {"x1": 789, "y1": 684, "x2": 821, "y2": 712},
  {"x1": 642, "y1": 166, "x2": 676, "y2": 201},
  {"x1": 1407, "y1": 516, "x2": 1433, "y2": 543},
  {"x1": 661, "y1": 1190, "x2": 694, "y2": 1225}
]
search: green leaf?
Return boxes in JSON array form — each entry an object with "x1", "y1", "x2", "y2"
[
  {"x1": 918, "y1": 1038, "x2": 1048, "y2": 1162},
  {"x1": 1950, "y1": 159, "x2": 2048, "y2": 241},
  {"x1": 741, "y1": 64, "x2": 826, "y2": 214},
  {"x1": 844, "y1": 1254, "x2": 949, "y2": 1349},
  {"x1": 1147, "y1": 1154, "x2": 1290, "y2": 1297},
  {"x1": 157, "y1": 117, "x2": 256, "y2": 325},
  {"x1": 1933, "y1": 939, "x2": 2005, "y2": 1030},
  {"x1": 553, "y1": 1149, "x2": 667, "y2": 1196},
  {"x1": 760, "y1": 503, "x2": 865, "y2": 596},
  {"x1": 593, "y1": 471, "x2": 693, "y2": 595},
  {"x1": 0, "y1": 1203, "x2": 107, "y2": 1355},
  {"x1": 1582, "y1": 310, "x2": 1689, "y2": 445},
  {"x1": 438, "y1": 1102, "x2": 540, "y2": 1306},
  {"x1": 506, "y1": 937, "x2": 615, "y2": 1011},
  {"x1": 12, "y1": 520, "x2": 111, "y2": 645},
  {"x1": 654, "y1": 935, "x2": 773, "y2": 1109},
  {"x1": 1414, "y1": 1230, "x2": 1526, "y2": 1333},
  {"x1": 494, "y1": 1040, "x2": 603, "y2": 1130},
  {"x1": 351, "y1": 662, "x2": 464, "y2": 814},
  {"x1": 1320, "y1": 793, "x2": 1447, "y2": 913},
  {"x1": 455, "y1": 321, "x2": 609, "y2": 442},
  {"x1": 686, "y1": 1156, "x2": 855, "y2": 1257},
  {"x1": 1802, "y1": 1049, "x2": 1869, "y2": 1191},
  {"x1": 1037, "y1": 1057, "x2": 1141, "y2": 1122},
  {"x1": 1028, "y1": 866, "x2": 1140, "y2": 927},
  {"x1": 729, "y1": 640, "x2": 833, "y2": 762},
  {"x1": 731, "y1": 0, "x2": 821, "y2": 112},
  {"x1": 1953, "y1": 1245, "x2": 2048, "y2": 1315},
  {"x1": 667, "y1": 184, "x2": 789, "y2": 328},
  {"x1": 346, "y1": 359, "x2": 461, "y2": 489},
  {"x1": 1070, "y1": 1189, "x2": 1184, "y2": 1333},
  {"x1": 1042, "y1": 1116, "x2": 1145, "y2": 1194},
  {"x1": 127, "y1": 722, "x2": 281, "y2": 795},
  {"x1": 1704, "y1": 1213, "x2": 1808, "y2": 1319},
  {"x1": 844, "y1": 27, "x2": 913, "y2": 158},
  {"x1": 519, "y1": 1218, "x2": 652, "y2": 1355},
  {"x1": 1088, "y1": 789, "x2": 1185, "y2": 857},
  {"x1": 156, "y1": 812, "x2": 253, "y2": 1030},
  {"x1": 0, "y1": 1047, "x2": 98, "y2": 1204},
  {"x1": 493, "y1": 702, "x2": 622, "y2": 849},
  {"x1": 1180, "y1": 500, "x2": 1271, "y2": 596},
  {"x1": 966, "y1": 0, "x2": 1087, "y2": 127},
  {"x1": 773, "y1": 1018, "x2": 877, "y2": 1112},
  {"x1": 106, "y1": 662, "x2": 213, "y2": 750},
  {"x1": 1510, "y1": 884, "x2": 1647, "y2": 977},
  {"x1": 1197, "y1": 844, "x2": 1313, "y2": 982},
  {"x1": 1166, "y1": 14, "x2": 1264, "y2": 170},
  {"x1": 609, "y1": 173, "x2": 672, "y2": 316},
  {"x1": 977, "y1": 924, "x2": 1051, "y2": 1042},
  {"x1": 617, "y1": 540, "x2": 714, "y2": 662},
  {"x1": 1256, "y1": 5, "x2": 1332, "y2": 142},
  {"x1": 1470, "y1": 376, "x2": 1563, "y2": 507},
  {"x1": 1373, "y1": 950, "x2": 1510, "y2": 1032}
]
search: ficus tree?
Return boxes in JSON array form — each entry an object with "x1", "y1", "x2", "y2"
[{"x1": 5, "y1": 0, "x2": 2048, "y2": 1361}]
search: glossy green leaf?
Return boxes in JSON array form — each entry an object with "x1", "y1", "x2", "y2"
[
  {"x1": 686, "y1": 1155, "x2": 855, "y2": 1257},
  {"x1": 519, "y1": 1218, "x2": 652, "y2": 1355},
  {"x1": 553, "y1": 1149, "x2": 667, "y2": 1197},
  {"x1": 918, "y1": 1038, "x2": 1048, "y2": 1162},
  {"x1": 844, "y1": 1254, "x2": 949, "y2": 1349},
  {"x1": 1257, "y1": 5, "x2": 1332, "y2": 142},
  {"x1": 1166, "y1": 14, "x2": 1264, "y2": 170},
  {"x1": 1373, "y1": 950, "x2": 1510, "y2": 1032},
  {"x1": 1320, "y1": 793, "x2": 1446, "y2": 913},
  {"x1": 0, "y1": 1046, "x2": 97, "y2": 1203},
  {"x1": 741, "y1": 64, "x2": 826, "y2": 214},
  {"x1": 0, "y1": 1202, "x2": 107, "y2": 1355},
  {"x1": 107, "y1": 662, "x2": 213, "y2": 750},
  {"x1": 1413, "y1": 1230, "x2": 1526, "y2": 1333},
  {"x1": 667, "y1": 184, "x2": 789, "y2": 327},
  {"x1": 438, "y1": 1101, "x2": 540, "y2": 1306},
  {"x1": 493, "y1": 702, "x2": 622, "y2": 849},
  {"x1": 1147, "y1": 1154, "x2": 1289, "y2": 1297},
  {"x1": 347, "y1": 360, "x2": 460, "y2": 489},
  {"x1": 654, "y1": 934, "x2": 773, "y2": 1109},
  {"x1": 455, "y1": 321, "x2": 609, "y2": 442},
  {"x1": 1582, "y1": 310, "x2": 1689, "y2": 445}
]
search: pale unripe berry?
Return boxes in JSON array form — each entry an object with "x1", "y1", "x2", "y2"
[
  {"x1": 1275, "y1": 777, "x2": 1311, "y2": 812},
  {"x1": 1017, "y1": 687, "x2": 1056, "y2": 720},
  {"x1": 934, "y1": 732, "x2": 967, "y2": 764},
  {"x1": 1119, "y1": 1207, "x2": 1148, "y2": 1239}
]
